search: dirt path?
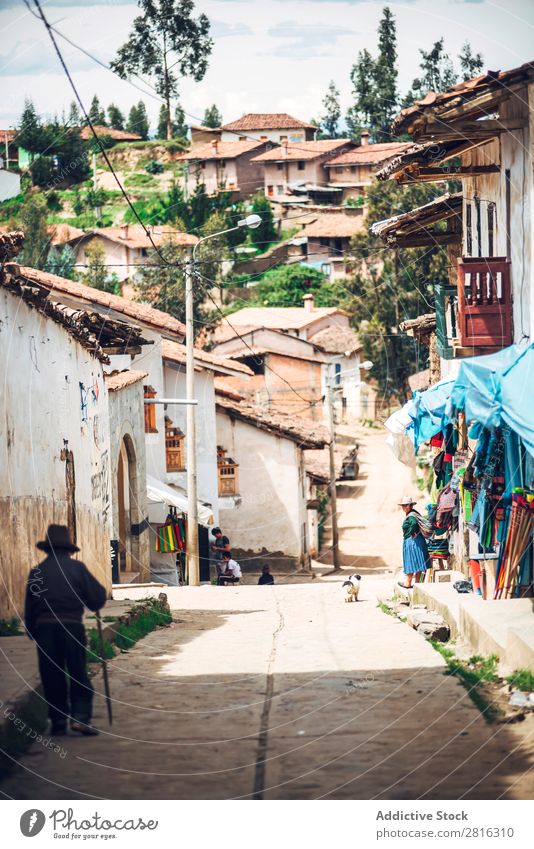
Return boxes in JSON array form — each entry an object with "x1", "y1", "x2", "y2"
[{"x1": 2, "y1": 579, "x2": 533, "y2": 800}]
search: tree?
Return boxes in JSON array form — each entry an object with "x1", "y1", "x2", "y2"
[
  {"x1": 157, "y1": 101, "x2": 188, "y2": 139},
  {"x1": 18, "y1": 196, "x2": 49, "y2": 269},
  {"x1": 346, "y1": 7, "x2": 398, "y2": 142},
  {"x1": 81, "y1": 240, "x2": 119, "y2": 293},
  {"x1": 16, "y1": 100, "x2": 44, "y2": 158},
  {"x1": 46, "y1": 244, "x2": 77, "y2": 279},
  {"x1": 250, "y1": 193, "x2": 276, "y2": 251},
  {"x1": 107, "y1": 104, "x2": 125, "y2": 130},
  {"x1": 320, "y1": 81, "x2": 341, "y2": 139},
  {"x1": 135, "y1": 240, "x2": 209, "y2": 329},
  {"x1": 88, "y1": 95, "x2": 107, "y2": 126},
  {"x1": 345, "y1": 178, "x2": 450, "y2": 399},
  {"x1": 250, "y1": 265, "x2": 329, "y2": 308},
  {"x1": 459, "y1": 41, "x2": 484, "y2": 81},
  {"x1": 407, "y1": 38, "x2": 458, "y2": 104},
  {"x1": 202, "y1": 104, "x2": 222, "y2": 128},
  {"x1": 67, "y1": 100, "x2": 82, "y2": 127},
  {"x1": 111, "y1": 0, "x2": 213, "y2": 141},
  {"x1": 127, "y1": 101, "x2": 150, "y2": 139}
]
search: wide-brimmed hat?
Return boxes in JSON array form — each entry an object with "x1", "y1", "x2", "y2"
[
  {"x1": 398, "y1": 495, "x2": 417, "y2": 506},
  {"x1": 36, "y1": 524, "x2": 80, "y2": 553}
]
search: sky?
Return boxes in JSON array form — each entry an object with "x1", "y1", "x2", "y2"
[{"x1": 1, "y1": 0, "x2": 533, "y2": 132}]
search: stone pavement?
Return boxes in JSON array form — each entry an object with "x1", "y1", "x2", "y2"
[{"x1": 1, "y1": 577, "x2": 533, "y2": 801}]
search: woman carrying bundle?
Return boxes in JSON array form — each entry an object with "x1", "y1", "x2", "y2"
[{"x1": 398, "y1": 495, "x2": 431, "y2": 589}]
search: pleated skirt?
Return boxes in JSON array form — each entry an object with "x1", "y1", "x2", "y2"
[{"x1": 403, "y1": 534, "x2": 430, "y2": 574}]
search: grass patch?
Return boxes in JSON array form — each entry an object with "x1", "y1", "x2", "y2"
[
  {"x1": 506, "y1": 668, "x2": 534, "y2": 692},
  {"x1": 432, "y1": 643, "x2": 501, "y2": 721},
  {"x1": 125, "y1": 172, "x2": 158, "y2": 188},
  {"x1": 114, "y1": 602, "x2": 172, "y2": 651},
  {"x1": 86, "y1": 628, "x2": 116, "y2": 664},
  {"x1": 377, "y1": 601, "x2": 395, "y2": 616},
  {"x1": 0, "y1": 618, "x2": 23, "y2": 636}
]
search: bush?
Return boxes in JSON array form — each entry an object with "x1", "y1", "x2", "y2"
[
  {"x1": 45, "y1": 190, "x2": 63, "y2": 212},
  {"x1": 145, "y1": 159, "x2": 164, "y2": 174},
  {"x1": 125, "y1": 172, "x2": 157, "y2": 188},
  {"x1": 30, "y1": 155, "x2": 55, "y2": 187}
]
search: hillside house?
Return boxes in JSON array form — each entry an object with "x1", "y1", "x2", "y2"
[
  {"x1": 0, "y1": 128, "x2": 31, "y2": 169},
  {"x1": 302, "y1": 210, "x2": 365, "y2": 278},
  {"x1": 376, "y1": 61, "x2": 534, "y2": 367},
  {"x1": 323, "y1": 136, "x2": 410, "y2": 203},
  {"x1": 78, "y1": 126, "x2": 142, "y2": 144},
  {"x1": 67, "y1": 224, "x2": 197, "y2": 283},
  {"x1": 177, "y1": 139, "x2": 271, "y2": 200},
  {"x1": 190, "y1": 124, "x2": 221, "y2": 150},
  {"x1": 210, "y1": 297, "x2": 351, "y2": 344},
  {"x1": 215, "y1": 388, "x2": 327, "y2": 570},
  {"x1": 251, "y1": 139, "x2": 353, "y2": 202},
  {"x1": 220, "y1": 113, "x2": 317, "y2": 144},
  {"x1": 211, "y1": 325, "x2": 330, "y2": 418}
]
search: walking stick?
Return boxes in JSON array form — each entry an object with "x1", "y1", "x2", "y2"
[{"x1": 96, "y1": 610, "x2": 113, "y2": 726}]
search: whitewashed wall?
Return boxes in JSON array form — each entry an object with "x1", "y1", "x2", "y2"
[
  {"x1": 216, "y1": 411, "x2": 308, "y2": 567},
  {"x1": 0, "y1": 290, "x2": 112, "y2": 617},
  {"x1": 163, "y1": 361, "x2": 219, "y2": 523}
]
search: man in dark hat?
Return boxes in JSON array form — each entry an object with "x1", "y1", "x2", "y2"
[{"x1": 25, "y1": 524, "x2": 107, "y2": 736}]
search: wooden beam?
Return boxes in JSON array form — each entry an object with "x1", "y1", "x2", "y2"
[
  {"x1": 424, "y1": 117, "x2": 527, "y2": 137},
  {"x1": 399, "y1": 165, "x2": 499, "y2": 184},
  {"x1": 102, "y1": 345, "x2": 143, "y2": 355},
  {"x1": 391, "y1": 232, "x2": 460, "y2": 248}
]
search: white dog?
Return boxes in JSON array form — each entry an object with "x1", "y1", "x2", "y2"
[{"x1": 342, "y1": 574, "x2": 361, "y2": 602}]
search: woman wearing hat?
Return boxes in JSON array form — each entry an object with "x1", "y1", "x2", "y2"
[{"x1": 398, "y1": 496, "x2": 430, "y2": 589}]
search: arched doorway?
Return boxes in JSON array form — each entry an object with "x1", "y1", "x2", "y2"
[{"x1": 117, "y1": 435, "x2": 138, "y2": 578}]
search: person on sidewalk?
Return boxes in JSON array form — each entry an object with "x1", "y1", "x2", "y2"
[
  {"x1": 210, "y1": 527, "x2": 230, "y2": 578},
  {"x1": 24, "y1": 524, "x2": 107, "y2": 737},
  {"x1": 217, "y1": 551, "x2": 242, "y2": 586},
  {"x1": 398, "y1": 496, "x2": 430, "y2": 589},
  {"x1": 258, "y1": 564, "x2": 274, "y2": 585}
]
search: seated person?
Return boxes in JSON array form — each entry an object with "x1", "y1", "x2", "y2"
[
  {"x1": 217, "y1": 551, "x2": 242, "y2": 586},
  {"x1": 258, "y1": 565, "x2": 274, "y2": 585}
]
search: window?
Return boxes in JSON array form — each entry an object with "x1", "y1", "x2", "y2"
[
  {"x1": 165, "y1": 418, "x2": 185, "y2": 471},
  {"x1": 140, "y1": 247, "x2": 148, "y2": 257},
  {"x1": 144, "y1": 386, "x2": 157, "y2": 433},
  {"x1": 320, "y1": 237, "x2": 329, "y2": 247},
  {"x1": 217, "y1": 446, "x2": 239, "y2": 496},
  {"x1": 277, "y1": 162, "x2": 284, "y2": 171},
  {"x1": 334, "y1": 362, "x2": 341, "y2": 386},
  {"x1": 239, "y1": 136, "x2": 247, "y2": 141},
  {"x1": 350, "y1": 166, "x2": 357, "y2": 173},
  {"x1": 466, "y1": 202, "x2": 473, "y2": 255},
  {"x1": 280, "y1": 135, "x2": 288, "y2": 142},
  {"x1": 297, "y1": 161, "x2": 305, "y2": 171},
  {"x1": 267, "y1": 185, "x2": 274, "y2": 196},
  {"x1": 277, "y1": 185, "x2": 284, "y2": 194}
]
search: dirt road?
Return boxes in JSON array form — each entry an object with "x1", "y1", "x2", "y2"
[{"x1": 2, "y1": 430, "x2": 533, "y2": 800}]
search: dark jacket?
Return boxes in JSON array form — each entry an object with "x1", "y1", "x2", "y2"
[{"x1": 25, "y1": 553, "x2": 107, "y2": 637}]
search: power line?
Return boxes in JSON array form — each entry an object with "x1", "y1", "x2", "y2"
[{"x1": 29, "y1": 0, "x2": 171, "y2": 266}]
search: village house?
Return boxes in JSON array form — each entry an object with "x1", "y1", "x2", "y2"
[
  {"x1": 301, "y1": 210, "x2": 366, "y2": 278},
  {"x1": 212, "y1": 296, "x2": 351, "y2": 343},
  {"x1": 220, "y1": 113, "x2": 317, "y2": 144},
  {"x1": 190, "y1": 124, "x2": 222, "y2": 150},
  {"x1": 78, "y1": 126, "x2": 142, "y2": 144},
  {"x1": 215, "y1": 387, "x2": 327, "y2": 570},
  {"x1": 250, "y1": 139, "x2": 353, "y2": 202},
  {"x1": 210, "y1": 325, "x2": 330, "y2": 418},
  {"x1": 67, "y1": 224, "x2": 197, "y2": 283},
  {"x1": 304, "y1": 448, "x2": 344, "y2": 559},
  {"x1": 177, "y1": 139, "x2": 271, "y2": 200},
  {"x1": 309, "y1": 324, "x2": 368, "y2": 424},
  {"x1": 0, "y1": 128, "x2": 31, "y2": 170},
  {"x1": 0, "y1": 233, "x2": 156, "y2": 616},
  {"x1": 323, "y1": 135, "x2": 410, "y2": 204},
  {"x1": 375, "y1": 61, "x2": 534, "y2": 369}
]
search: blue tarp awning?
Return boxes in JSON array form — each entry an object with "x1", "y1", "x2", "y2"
[
  {"x1": 500, "y1": 343, "x2": 534, "y2": 457},
  {"x1": 407, "y1": 377, "x2": 455, "y2": 451},
  {"x1": 447, "y1": 344, "x2": 522, "y2": 430}
]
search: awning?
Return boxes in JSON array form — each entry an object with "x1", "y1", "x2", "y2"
[
  {"x1": 407, "y1": 377, "x2": 456, "y2": 451},
  {"x1": 500, "y1": 344, "x2": 534, "y2": 457},
  {"x1": 447, "y1": 344, "x2": 522, "y2": 431},
  {"x1": 146, "y1": 474, "x2": 214, "y2": 526}
]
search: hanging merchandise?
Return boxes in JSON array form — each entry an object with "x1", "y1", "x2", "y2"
[
  {"x1": 494, "y1": 490, "x2": 534, "y2": 599},
  {"x1": 155, "y1": 523, "x2": 178, "y2": 553}
]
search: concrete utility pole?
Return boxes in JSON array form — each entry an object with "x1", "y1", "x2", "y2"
[
  {"x1": 326, "y1": 379, "x2": 341, "y2": 573},
  {"x1": 92, "y1": 153, "x2": 102, "y2": 221},
  {"x1": 184, "y1": 255, "x2": 200, "y2": 586}
]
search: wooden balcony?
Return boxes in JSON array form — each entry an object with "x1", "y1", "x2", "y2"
[{"x1": 457, "y1": 257, "x2": 512, "y2": 350}]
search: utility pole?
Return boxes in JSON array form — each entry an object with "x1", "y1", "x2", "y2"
[
  {"x1": 185, "y1": 255, "x2": 200, "y2": 585},
  {"x1": 326, "y1": 379, "x2": 341, "y2": 573},
  {"x1": 92, "y1": 152, "x2": 102, "y2": 221}
]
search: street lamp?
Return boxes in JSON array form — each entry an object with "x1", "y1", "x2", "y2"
[{"x1": 184, "y1": 213, "x2": 262, "y2": 586}]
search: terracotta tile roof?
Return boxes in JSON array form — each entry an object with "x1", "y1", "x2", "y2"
[
  {"x1": 0, "y1": 129, "x2": 17, "y2": 143},
  {"x1": 392, "y1": 61, "x2": 534, "y2": 138},
  {"x1": 371, "y1": 192, "x2": 462, "y2": 246},
  {"x1": 376, "y1": 137, "x2": 488, "y2": 182},
  {"x1": 178, "y1": 140, "x2": 266, "y2": 161},
  {"x1": 304, "y1": 213, "x2": 365, "y2": 239},
  {"x1": 399, "y1": 313, "x2": 436, "y2": 342},
  {"x1": 161, "y1": 339, "x2": 253, "y2": 376},
  {"x1": 13, "y1": 264, "x2": 186, "y2": 340},
  {"x1": 222, "y1": 113, "x2": 315, "y2": 132},
  {"x1": 326, "y1": 142, "x2": 411, "y2": 167},
  {"x1": 47, "y1": 224, "x2": 85, "y2": 246},
  {"x1": 216, "y1": 392, "x2": 327, "y2": 448},
  {"x1": 213, "y1": 378, "x2": 245, "y2": 401},
  {"x1": 82, "y1": 224, "x2": 198, "y2": 250},
  {"x1": 79, "y1": 125, "x2": 142, "y2": 142},
  {"x1": 226, "y1": 346, "x2": 330, "y2": 365},
  {"x1": 215, "y1": 305, "x2": 349, "y2": 332},
  {"x1": 252, "y1": 140, "x2": 353, "y2": 163},
  {"x1": 105, "y1": 369, "x2": 148, "y2": 392},
  {"x1": 308, "y1": 325, "x2": 362, "y2": 355}
]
